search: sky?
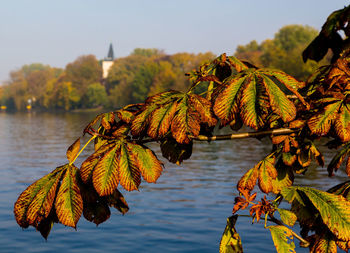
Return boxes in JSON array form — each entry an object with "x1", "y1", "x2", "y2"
[{"x1": 0, "y1": 0, "x2": 349, "y2": 83}]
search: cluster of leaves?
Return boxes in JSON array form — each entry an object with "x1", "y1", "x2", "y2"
[{"x1": 14, "y1": 5, "x2": 350, "y2": 253}]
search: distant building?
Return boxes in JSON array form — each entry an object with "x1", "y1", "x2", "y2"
[{"x1": 102, "y1": 43, "x2": 114, "y2": 79}]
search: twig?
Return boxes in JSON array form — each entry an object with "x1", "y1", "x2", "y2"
[{"x1": 192, "y1": 128, "x2": 297, "y2": 141}]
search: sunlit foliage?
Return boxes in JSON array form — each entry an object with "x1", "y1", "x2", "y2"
[{"x1": 13, "y1": 5, "x2": 350, "y2": 253}]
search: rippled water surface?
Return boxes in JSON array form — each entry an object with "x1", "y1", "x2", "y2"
[{"x1": 0, "y1": 112, "x2": 347, "y2": 252}]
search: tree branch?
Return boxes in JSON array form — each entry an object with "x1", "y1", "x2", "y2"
[{"x1": 192, "y1": 128, "x2": 297, "y2": 141}]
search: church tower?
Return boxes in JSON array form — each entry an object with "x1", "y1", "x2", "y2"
[{"x1": 102, "y1": 43, "x2": 115, "y2": 79}]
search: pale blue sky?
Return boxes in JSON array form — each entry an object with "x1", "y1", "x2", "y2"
[{"x1": 0, "y1": 0, "x2": 348, "y2": 82}]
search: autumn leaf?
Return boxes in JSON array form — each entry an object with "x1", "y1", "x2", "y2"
[
  {"x1": 237, "y1": 167, "x2": 259, "y2": 193},
  {"x1": 327, "y1": 142, "x2": 350, "y2": 176},
  {"x1": 131, "y1": 91, "x2": 216, "y2": 143},
  {"x1": 281, "y1": 186, "x2": 350, "y2": 241},
  {"x1": 55, "y1": 164, "x2": 83, "y2": 228},
  {"x1": 268, "y1": 225, "x2": 296, "y2": 253},
  {"x1": 81, "y1": 139, "x2": 163, "y2": 194},
  {"x1": 213, "y1": 68, "x2": 301, "y2": 130},
  {"x1": 66, "y1": 137, "x2": 81, "y2": 163},
  {"x1": 14, "y1": 166, "x2": 65, "y2": 228},
  {"x1": 80, "y1": 183, "x2": 129, "y2": 226},
  {"x1": 160, "y1": 137, "x2": 193, "y2": 164},
  {"x1": 307, "y1": 100, "x2": 342, "y2": 136},
  {"x1": 14, "y1": 164, "x2": 84, "y2": 237},
  {"x1": 232, "y1": 191, "x2": 257, "y2": 214},
  {"x1": 327, "y1": 180, "x2": 350, "y2": 200},
  {"x1": 277, "y1": 208, "x2": 297, "y2": 227},
  {"x1": 272, "y1": 165, "x2": 294, "y2": 194},
  {"x1": 219, "y1": 215, "x2": 243, "y2": 253},
  {"x1": 238, "y1": 154, "x2": 277, "y2": 194},
  {"x1": 106, "y1": 189, "x2": 129, "y2": 215},
  {"x1": 310, "y1": 233, "x2": 337, "y2": 253}
]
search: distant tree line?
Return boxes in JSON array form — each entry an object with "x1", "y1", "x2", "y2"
[
  {"x1": 235, "y1": 24, "x2": 330, "y2": 80},
  {"x1": 0, "y1": 25, "x2": 327, "y2": 111}
]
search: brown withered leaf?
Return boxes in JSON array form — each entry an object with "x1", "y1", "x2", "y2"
[
  {"x1": 232, "y1": 191, "x2": 257, "y2": 214},
  {"x1": 160, "y1": 137, "x2": 193, "y2": 165},
  {"x1": 37, "y1": 208, "x2": 59, "y2": 240},
  {"x1": 249, "y1": 196, "x2": 275, "y2": 223},
  {"x1": 83, "y1": 201, "x2": 111, "y2": 226},
  {"x1": 66, "y1": 137, "x2": 80, "y2": 163},
  {"x1": 106, "y1": 189, "x2": 129, "y2": 215}
]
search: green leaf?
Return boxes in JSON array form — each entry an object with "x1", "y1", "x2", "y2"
[
  {"x1": 106, "y1": 189, "x2": 129, "y2": 215},
  {"x1": 280, "y1": 187, "x2": 305, "y2": 206},
  {"x1": 277, "y1": 208, "x2": 297, "y2": 227},
  {"x1": 272, "y1": 166, "x2": 294, "y2": 194},
  {"x1": 131, "y1": 91, "x2": 182, "y2": 136},
  {"x1": 101, "y1": 112, "x2": 116, "y2": 130},
  {"x1": 219, "y1": 215, "x2": 243, "y2": 253},
  {"x1": 282, "y1": 186, "x2": 350, "y2": 241},
  {"x1": 213, "y1": 69, "x2": 301, "y2": 129},
  {"x1": 268, "y1": 225, "x2": 296, "y2": 253},
  {"x1": 55, "y1": 164, "x2": 83, "y2": 228}
]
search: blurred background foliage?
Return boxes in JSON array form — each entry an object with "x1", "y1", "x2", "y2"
[{"x1": 0, "y1": 24, "x2": 329, "y2": 111}]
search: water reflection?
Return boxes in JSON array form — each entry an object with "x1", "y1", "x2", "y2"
[{"x1": 0, "y1": 112, "x2": 347, "y2": 252}]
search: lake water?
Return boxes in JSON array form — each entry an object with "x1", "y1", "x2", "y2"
[{"x1": 0, "y1": 112, "x2": 347, "y2": 252}]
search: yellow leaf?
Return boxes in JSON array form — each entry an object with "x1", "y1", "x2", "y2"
[
  {"x1": 268, "y1": 225, "x2": 296, "y2": 253},
  {"x1": 219, "y1": 215, "x2": 243, "y2": 253}
]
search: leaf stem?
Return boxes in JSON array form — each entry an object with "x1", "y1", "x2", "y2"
[{"x1": 69, "y1": 135, "x2": 97, "y2": 165}]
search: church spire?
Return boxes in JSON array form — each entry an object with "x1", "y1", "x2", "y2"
[{"x1": 106, "y1": 43, "x2": 114, "y2": 60}]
